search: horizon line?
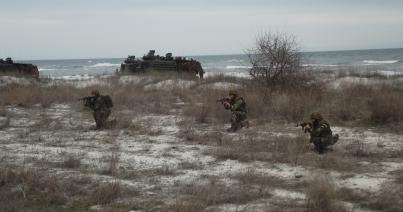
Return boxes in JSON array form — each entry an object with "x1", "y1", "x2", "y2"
[{"x1": 14, "y1": 47, "x2": 403, "y2": 61}]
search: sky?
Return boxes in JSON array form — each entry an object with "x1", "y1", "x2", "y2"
[{"x1": 1, "y1": 0, "x2": 403, "y2": 60}]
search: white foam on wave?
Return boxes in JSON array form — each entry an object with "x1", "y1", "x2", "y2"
[
  {"x1": 363, "y1": 60, "x2": 399, "y2": 64},
  {"x1": 225, "y1": 65, "x2": 252, "y2": 69},
  {"x1": 302, "y1": 64, "x2": 339, "y2": 67},
  {"x1": 90, "y1": 63, "x2": 120, "y2": 67},
  {"x1": 50, "y1": 74, "x2": 94, "y2": 81},
  {"x1": 226, "y1": 59, "x2": 244, "y2": 63},
  {"x1": 39, "y1": 68, "x2": 58, "y2": 71}
]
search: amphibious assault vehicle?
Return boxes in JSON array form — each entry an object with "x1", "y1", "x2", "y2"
[
  {"x1": 120, "y1": 50, "x2": 204, "y2": 78},
  {"x1": 0, "y1": 57, "x2": 39, "y2": 79}
]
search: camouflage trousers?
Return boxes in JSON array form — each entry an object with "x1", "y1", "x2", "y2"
[
  {"x1": 93, "y1": 109, "x2": 111, "y2": 129},
  {"x1": 310, "y1": 134, "x2": 339, "y2": 153},
  {"x1": 229, "y1": 111, "x2": 248, "y2": 132}
]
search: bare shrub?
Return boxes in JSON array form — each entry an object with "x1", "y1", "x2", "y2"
[
  {"x1": 178, "y1": 161, "x2": 203, "y2": 170},
  {"x1": 99, "y1": 152, "x2": 120, "y2": 176},
  {"x1": 0, "y1": 84, "x2": 87, "y2": 107},
  {"x1": 152, "y1": 166, "x2": 177, "y2": 176},
  {"x1": 344, "y1": 140, "x2": 371, "y2": 157},
  {"x1": 247, "y1": 32, "x2": 310, "y2": 90},
  {"x1": 365, "y1": 182, "x2": 403, "y2": 211},
  {"x1": 209, "y1": 134, "x2": 309, "y2": 164},
  {"x1": 171, "y1": 177, "x2": 271, "y2": 211},
  {"x1": 182, "y1": 87, "x2": 229, "y2": 124},
  {"x1": 326, "y1": 84, "x2": 373, "y2": 122},
  {"x1": 62, "y1": 154, "x2": 81, "y2": 169},
  {"x1": 305, "y1": 175, "x2": 348, "y2": 212},
  {"x1": 311, "y1": 154, "x2": 356, "y2": 173},
  {"x1": 0, "y1": 166, "x2": 67, "y2": 208},
  {"x1": 88, "y1": 181, "x2": 121, "y2": 205},
  {"x1": 368, "y1": 87, "x2": 403, "y2": 125},
  {"x1": 108, "y1": 152, "x2": 119, "y2": 176},
  {"x1": 235, "y1": 168, "x2": 275, "y2": 189},
  {"x1": 395, "y1": 170, "x2": 403, "y2": 185},
  {"x1": 336, "y1": 187, "x2": 367, "y2": 203}
]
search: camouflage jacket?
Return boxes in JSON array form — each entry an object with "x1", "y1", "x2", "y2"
[
  {"x1": 230, "y1": 97, "x2": 247, "y2": 113},
  {"x1": 91, "y1": 96, "x2": 110, "y2": 112},
  {"x1": 310, "y1": 119, "x2": 332, "y2": 138}
]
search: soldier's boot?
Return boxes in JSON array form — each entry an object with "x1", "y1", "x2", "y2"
[
  {"x1": 227, "y1": 122, "x2": 240, "y2": 132},
  {"x1": 241, "y1": 120, "x2": 250, "y2": 129}
]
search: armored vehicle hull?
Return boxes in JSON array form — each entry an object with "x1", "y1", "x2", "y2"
[
  {"x1": 121, "y1": 50, "x2": 204, "y2": 78},
  {"x1": 0, "y1": 58, "x2": 39, "y2": 79}
]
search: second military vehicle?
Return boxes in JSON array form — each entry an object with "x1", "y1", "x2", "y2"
[{"x1": 120, "y1": 50, "x2": 204, "y2": 78}]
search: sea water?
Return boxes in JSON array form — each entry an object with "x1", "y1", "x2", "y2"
[{"x1": 18, "y1": 48, "x2": 403, "y2": 79}]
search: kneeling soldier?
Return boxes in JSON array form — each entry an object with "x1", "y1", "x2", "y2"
[
  {"x1": 304, "y1": 112, "x2": 339, "y2": 154},
  {"x1": 220, "y1": 90, "x2": 249, "y2": 132}
]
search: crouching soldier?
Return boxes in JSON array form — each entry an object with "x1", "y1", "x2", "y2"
[
  {"x1": 304, "y1": 112, "x2": 339, "y2": 154},
  {"x1": 219, "y1": 90, "x2": 249, "y2": 132},
  {"x1": 80, "y1": 90, "x2": 113, "y2": 130}
]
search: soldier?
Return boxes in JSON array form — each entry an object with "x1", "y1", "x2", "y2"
[
  {"x1": 305, "y1": 112, "x2": 339, "y2": 154},
  {"x1": 221, "y1": 90, "x2": 249, "y2": 132},
  {"x1": 85, "y1": 90, "x2": 113, "y2": 130}
]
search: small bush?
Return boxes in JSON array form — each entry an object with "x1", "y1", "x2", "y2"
[
  {"x1": 62, "y1": 155, "x2": 81, "y2": 169},
  {"x1": 88, "y1": 181, "x2": 121, "y2": 205},
  {"x1": 368, "y1": 89, "x2": 403, "y2": 125},
  {"x1": 305, "y1": 176, "x2": 348, "y2": 212}
]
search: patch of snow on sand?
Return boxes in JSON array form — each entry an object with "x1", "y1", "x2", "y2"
[
  {"x1": 273, "y1": 189, "x2": 305, "y2": 199},
  {"x1": 0, "y1": 76, "x2": 33, "y2": 87},
  {"x1": 47, "y1": 78, "x2": 110, "y2": 88},
  {"x1": 339, "y1": 175, "x2": 386, "y2": 192},
  {"x1": 118, "y1": 75, "x2": 153, "y2": 85},
  {"x1": 200, "y1": 82, "x2": 242, "y2": 90},
  {"x1": 333, "y1": 126, "x2": 403, "y2": 151},
  {"x1": 144, "y1": 79, "x2": 195, "y2": 90}
]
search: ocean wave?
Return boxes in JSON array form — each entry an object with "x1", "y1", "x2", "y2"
[
  {"x1": 226, "y1": 65, "x2": 252, "y2": 69},
  {"x1": 302, "y1": 64, "x2": 340, "y2": 67},
  {"x1": 363, "y1": 60, "x2": 399, "y2": 64},
  {"x1": 39, "y1": 68, "x2": 58, "y2": 71},
  {"x1": 90, "y1": 63, "x2": 120, "y2": 67},
  {"x1": 226, "y1": 59, "x2": 244, "y2": 63},
  {"x1": 50, "y1": 74, "x2": 94, "y2": 81}
]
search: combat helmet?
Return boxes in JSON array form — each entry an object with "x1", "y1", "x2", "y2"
[
  {"x1": 310, "y1": 112, "x2": 323, "y2": 120},
  {"x1": 91, "y1": 90, "x2": 100, "y2": 96}
]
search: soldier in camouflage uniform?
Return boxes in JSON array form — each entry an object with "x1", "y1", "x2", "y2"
[
  {"x1": 223, "y1": 90, "x2": 249, "y2": 132},
  {"x1": 306, "y1": 112, "x2": 339, "y2": 153},
  {"x1": 89, "y1": 90, "x2": 112, "y2": 129}
]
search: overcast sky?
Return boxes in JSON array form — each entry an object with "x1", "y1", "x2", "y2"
[{"x1": 1, "y1": 0, "x2": 403, "y2": 60}]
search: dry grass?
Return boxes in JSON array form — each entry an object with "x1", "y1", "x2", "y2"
[
  {"x1": 304, "y1": 175, "x2": 348, "y2": 212},
  {"x1": 364, "y1": 182, "x2": 403, "y2": 211},
  {"x1": 87, "y1": 181, "x2": 122, "y2": 205},
  {"x1": 2, "y1": 71, "x2": 403, "y2": 130},
  {"x1": 0, "y1": 166, "x2": 67, "y2": 210},
  {"x1": 208, "y1": 134, "x2": 310, "y2": 165},
  {"x1": 61, "y1": 154, "x2": 81, "y2": 169},
  {"x1": 170, "y1": 176, "x2": 272, "y2": 211}
]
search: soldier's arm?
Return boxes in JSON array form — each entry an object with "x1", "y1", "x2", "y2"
[
  {"x1": 230, "y1": 99, "x2": 242, "y2": 111},
  {"x1": 311, "y1": 122, "x2": 330, "y2": 136}
]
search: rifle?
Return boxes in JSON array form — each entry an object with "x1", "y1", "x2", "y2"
[
  {"x1": 217, "y1": 97, "x2": 231, "y2": 109},
  {"x1": 78, "y1": 96, "x2": 96, "y2": 108},
  {"x1": 296, "y1": 122, "x2": 312, "y2": 133},
  {"x1": 216, "y1": 97, "x2": 230, "y2": 104}
]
